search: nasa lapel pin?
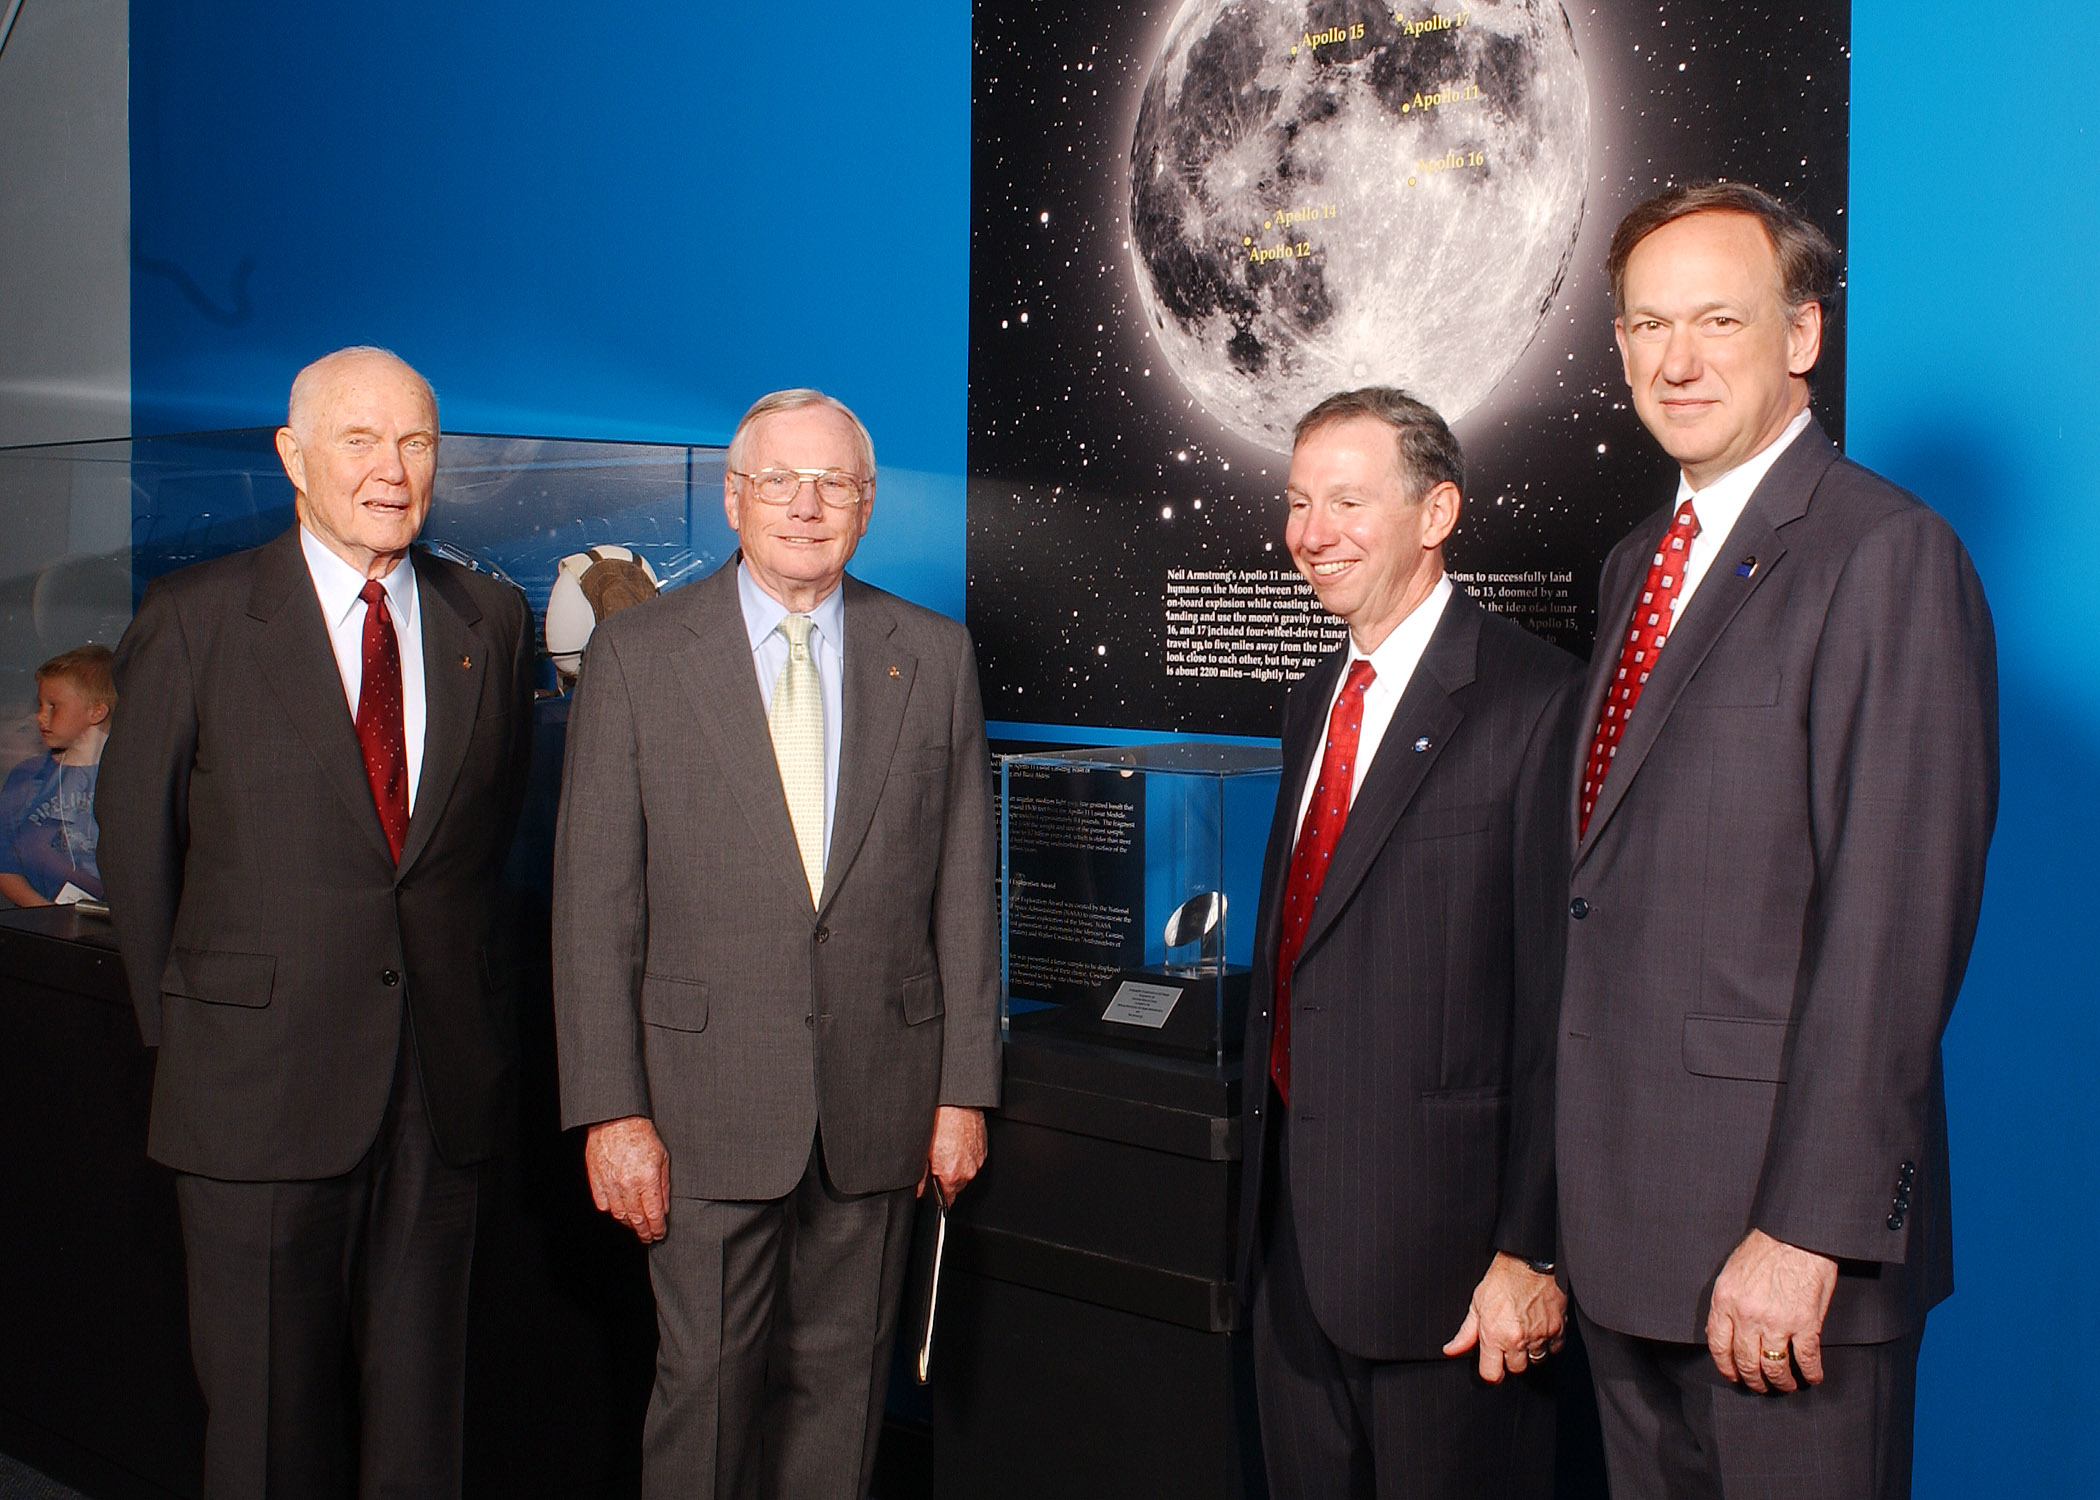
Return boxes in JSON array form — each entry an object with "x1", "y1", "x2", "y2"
[
  {"x1": 1734, "y1": 556, "x2": 1759, "y2": 579},
  {"x1": 461, "y1": 654, "x2": 473, "y2": 669},
  {"x1": 1412, "y1": 736, "x2": 1432, "y2": 753},
  {"x1": 889, "y1": 665, "x2": 901, "y2": 678}
]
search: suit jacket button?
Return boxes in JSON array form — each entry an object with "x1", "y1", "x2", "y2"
[
  {"x1": 804, "y1": 1014, "x2": 815, "y2": 1028},
  {"x1": 380, "y1": 969, "x2": 400, "y2": 987},
  {"x1": 814, "y1": 926, "x2": 830, "y2": 944},
  {"x1": 1887, "y1": 1212, "x2": 1904, "y2": 1230},
  {"x1": 1569, "y1": 898, "x2": 1590, "y2": 920}
]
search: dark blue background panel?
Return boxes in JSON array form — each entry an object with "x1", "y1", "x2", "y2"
[{"x1": 128, "y1": 2, "x2": 971, "y2": 476}]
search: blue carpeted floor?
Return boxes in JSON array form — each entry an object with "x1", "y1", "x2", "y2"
[{"x1": 0, "y1": 1454, "x2": 85, "y2": 1500}]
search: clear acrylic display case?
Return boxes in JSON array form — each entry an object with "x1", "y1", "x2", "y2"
[{"x1": 1000, "y1": 743, "x2": 1283, "y2": 1066}]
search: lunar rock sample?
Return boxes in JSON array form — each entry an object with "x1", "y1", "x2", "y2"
[{"x1": 1130, "y1": 0, "x2": 1590, "y2": 451}]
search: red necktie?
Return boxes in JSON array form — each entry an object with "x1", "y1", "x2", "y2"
[
  {"x1": 1271, "y1": 659, "x2": 1376, "y2": 1107},
  {"x1": 356, "y1": 579, "x2": 410, "y2": 863},
  {"x1": 1579, "y1": 500, "x2": 1701, "y2": 836}
]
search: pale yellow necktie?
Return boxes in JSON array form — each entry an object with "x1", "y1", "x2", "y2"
[{"x1": 768, "y1": 614, "x2": 825, "y2": 905}]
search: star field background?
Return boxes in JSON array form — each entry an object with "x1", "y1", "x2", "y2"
[{"x1": 967, "y1": 0, "x2": 1850, "y2": 735}]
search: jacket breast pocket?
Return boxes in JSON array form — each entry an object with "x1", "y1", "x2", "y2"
[
  {"x1": 1682, "y1": 1013, "x2": 1794, "y2": 1081},
  {"x1": 162, "y1": 948, "x2": 276, "y2": 1009},
  {"x1": 1680, "y1": 668, "x2": 1782, "y2": 708},
  {"x1": 1394, "y1": 802, "x2": 1495, "y2": 843},
  {"x1": 640, "y1": 973, "x2": 708, "y2": 1033}
]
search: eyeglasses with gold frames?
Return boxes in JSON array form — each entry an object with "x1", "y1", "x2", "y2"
[{"x1": 729, "y1": 467, "x2": 870, "y2": 508}]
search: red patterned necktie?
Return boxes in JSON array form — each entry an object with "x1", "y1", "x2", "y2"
[
  {"x1": 1271, "y1": 658, "x2": 1376, "y2": 1107},
  {"x1": 356, "y1": 579, "x2": 410, "y2": 863},
  {"x1": 1579, "y1": 500, "x2": 1701, "y2": 836}
]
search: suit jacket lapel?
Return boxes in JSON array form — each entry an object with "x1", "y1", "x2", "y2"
[
  {"x1": 824, "y1": 578, "x2": 913, "y2": 915},
  {"x1": 1575, "y1": 419, "x2": 1840, "y2": 865},
  {"x1": 1295, "y1": 592, "x2": 1477, "y2": 964},
  {"x1": 248, "y1": 529, "x2": 399, "y2": 866},
  {"x1": 395, "y1": 553, "x2": 486, "y2": 876},
  {"x1": 670, "y1": 561, "x2": 814, "y2": 909}
]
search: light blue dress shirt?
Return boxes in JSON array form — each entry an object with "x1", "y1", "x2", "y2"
[{"x1": 738, "y1": 563, "x2": 846, "y2": 861}]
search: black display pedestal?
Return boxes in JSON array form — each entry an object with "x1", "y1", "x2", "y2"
[{"x1": 931, "y1": 1014, "x2": 1260, "y2": 1500}]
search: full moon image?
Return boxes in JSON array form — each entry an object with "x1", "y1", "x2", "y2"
[{"x1": 1129, "y1": 0, "x2": 1590, "y2": 451}]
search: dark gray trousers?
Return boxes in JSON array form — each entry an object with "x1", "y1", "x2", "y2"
[
  {"x1": 641, "y1": 1133, "x2": 917, "y2": 1500},
  {"x1": 174, "y1": 1021, "x2": 479, "y2": 1500},
  {"x1": 1575, "y1": 1301, "x2": 1922, "y2": 1500},
  {"x1": 1248, "y1": 1112, "x2": 1555, "y2": 1500}
]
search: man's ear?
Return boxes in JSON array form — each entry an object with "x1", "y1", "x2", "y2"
[
  {"x1": 1420, "y1": 479, "x2": 1462, "y2": 551},
  {"x1": 275, "y1": 426, "x2": 306, "y2": 497},
  {"x1": 1786, "y1": 300, "x2": 1824, "y2": 378}
]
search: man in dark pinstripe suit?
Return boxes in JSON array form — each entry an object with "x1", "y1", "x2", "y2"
[{"x1": 1238, "y1": 389, "x2": 1583, "y2": 1499}]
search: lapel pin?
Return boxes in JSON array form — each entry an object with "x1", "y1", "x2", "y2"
[
  {"x1": 460, "y1": 654, "x2": 473, "y2": 669},
  {"x1": 1734, "y1": 556, "x2": 1759, "y2": 579},
  {"x1": 1413, "y1": 736, "x2": 1431, "y2": 753},
  {"x1": 889, "y1": 665, "x2": 901, "y2": 678}
]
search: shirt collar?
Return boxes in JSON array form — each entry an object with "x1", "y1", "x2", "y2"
[
  {"x1": 1347, "y1": 572, "x2": 1453, "y2": 682},
  {"x1": 1674, "y1": 405, "x2": 1814, "y2": 519},
  {"x1": 737, "y1": 562, "x2": 846, "y2": 654},
  {"x1": 299, "y1": 526, "x2": 417, "y2": 631}
]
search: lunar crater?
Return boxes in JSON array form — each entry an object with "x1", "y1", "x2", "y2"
[{"x1": 1129, "y1": 0, "x2": 1591, "y2": 451}]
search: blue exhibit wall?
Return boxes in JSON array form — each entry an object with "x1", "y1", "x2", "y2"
[
  {"x1": 1848, "y1": 4, "x2": 2100, "y2": 1492},
  {"x1": 130, "y1": 2, "x2": 2099, "y2": 1493},
  {"x1": 127, "y1": 1, "x2": 971, "y2": 617}
]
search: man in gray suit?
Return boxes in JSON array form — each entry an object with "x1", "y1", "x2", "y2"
[
  {"x1": 552, "y1": 389, "x2": 1000, "y2": 1499},
  {"x1": 98, "y1": 347, "x2": 537, "y2": 1498},
  {"x1": 1557, "y1": 183, "x2": 1998, "y2": 1498}
]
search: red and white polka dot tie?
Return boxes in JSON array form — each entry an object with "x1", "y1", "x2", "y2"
[
  {"x1": 1270, "y1": 658, "x2": 1375, "y2": 1107},
  {"x1": 1579, "y1": 500, "x2": 1700, "y2": 837},
  {"x1": 356, "y1": 579, "x2": 410, "y2": 863}
]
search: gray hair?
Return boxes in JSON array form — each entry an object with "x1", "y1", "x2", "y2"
[
  {"x1": 1293, "y1": 386, "x2": 1464, "y2": 500},
  {"x1": 285, "y1": 346, "x2": 439, "y2": 438},
  {"x1": 726, "y1": 389, "x2": 877, "y2": 482}
]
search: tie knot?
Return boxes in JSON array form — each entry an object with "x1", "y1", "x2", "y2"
[
  {"x1": 1673, "y1": 501, "x2": 1701, "y2": 539},
  {"x1": 780, "y1": 613, "x2": 813, "y2": 652},
  {"x1": 1343, "y1": 658, "x2": 1376, "y2": 696},
  {"x1": 360, "y1": 580, "x2": 387, "y2": 608}
]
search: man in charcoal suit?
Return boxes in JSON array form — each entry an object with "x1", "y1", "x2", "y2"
[
  {"x1": 1238, "y1": 387, "x2": 1584, "y2": 1499},
  {"x1": 98, "y1": 346, "x2": 537, "y2": 1498},
  {"x1": 552, "y1": 389, "x2": 1000, "y2": 1500},
  {"x1": 1556, "y1": 182, "x2": 1998, "y2": 1499}
]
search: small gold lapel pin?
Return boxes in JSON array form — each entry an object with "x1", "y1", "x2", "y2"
[
  {"x1": 888, "y1": 665, "x2": 901, "y2": 678},
  {"x1": 460, "y1": 654, "x2": 473, "y2": 669}
]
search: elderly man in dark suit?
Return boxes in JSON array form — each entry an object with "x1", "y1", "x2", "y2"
[
  {"x1": 97, "y1": 346, "x2": 536, "y2": 1499},
  {"x1": 1238, "y1": 388, "x2": 1583, "y2": 1499},
  {"x1": 552, "y1": 389, "x2": 1000, "y2": 1500},
  {"x1": 1556, "y1": 183, "x2": 1998, "y2": 1499}
]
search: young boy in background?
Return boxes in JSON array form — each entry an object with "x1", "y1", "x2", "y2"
[{"x1": 0, "y1": 645, "x2": 116, "y2": 906}]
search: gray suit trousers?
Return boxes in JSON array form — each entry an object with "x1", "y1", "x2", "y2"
[
  {"x1": 1576, "y1": 1302, "x2": 1921, "y2": 1500},
  {"x1": 642, "y1": 1133, "x2": 917, "y2": 1500}
]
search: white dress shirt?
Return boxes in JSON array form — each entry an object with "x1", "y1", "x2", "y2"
[
  {"x1": 1669, "y1": 405, "x2": 1813, "y2": 624},
  {"x1": 1292, "y1": 573, "x2": 1454, "y2": 837},
  {"x1": 739, "y1": 564, "x2": 846, "y2": 861},
  {"x1": 300, "y1": 527, "x2": 427, "y2": 811}
]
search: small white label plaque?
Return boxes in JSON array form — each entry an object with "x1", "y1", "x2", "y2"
[{"x1": 1100, "y1": 980, "x2": 1184, "y2": 1029}]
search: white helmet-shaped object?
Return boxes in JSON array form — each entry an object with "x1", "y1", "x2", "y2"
[{"x1": 546, "y1": 545, "x2": 661, "y2": 680}]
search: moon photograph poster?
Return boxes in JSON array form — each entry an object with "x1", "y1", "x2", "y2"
[{"x1": 966, "y1": 0, "x2": 1852, "y2": 735}]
